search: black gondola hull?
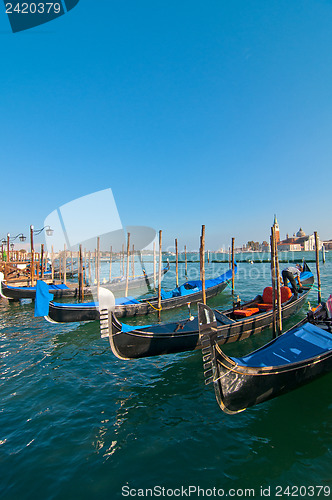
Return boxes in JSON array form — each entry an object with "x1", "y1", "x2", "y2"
[
  {"x1": 48, "y1": 303, "x2": 99, "y2": 323},
  {"x1": 1, "y1": 283, "x2": 83, "y2": 300},
  {"x1": 110, "y1": 276, "x2": 313, "y2": 359},
  {"x1": 47, "y1": 279, "x2": 230, "y2": 323},
  {"x1": 213, "y1": 336, "x2": 332, "y2": 414}
]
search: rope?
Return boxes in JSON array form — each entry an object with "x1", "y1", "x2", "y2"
[
  {"x1": 146, "y1": 300, "x2": 162, "y2": 311},
  {"x1": 225, "y1": 279, "x2": 235, "y2": 292}
]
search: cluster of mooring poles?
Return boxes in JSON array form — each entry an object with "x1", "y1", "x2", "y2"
[{"x1": 0, "y1": 222, "x2": 325, "y2": 325}]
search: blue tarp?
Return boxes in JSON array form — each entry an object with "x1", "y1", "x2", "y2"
[
  {"x1": 300, "y1": 271, "x2": 313, "y2": 282},
  {"x1": 115, "y1": 296, "x2": 140, "y2": 305},
  {"x1": 34, "y1": 281, "x2": 53, "y2": 317},
  {"x1": 160, "y1": 266, "x2": 236, "y2": 300},
  {"x1": 52, "y1": 301, "x2": 98, "y2": 308},
  {"x1": 51, "y1": 296, "x2": 140, "y2": 309},
  {"x1": 49, "y1": 284, "x2": 70, "y2": 290},
  {"x1": 232, "y1": 323, "x2": 332, "y2": 368},
  {"x1": 121, "y1": 323, "x2": 152, "y2": 333}
]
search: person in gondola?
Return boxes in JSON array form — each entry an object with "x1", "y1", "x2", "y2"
[{"x1": 281, "y1": 264, "x2": 303, "y2": 298}]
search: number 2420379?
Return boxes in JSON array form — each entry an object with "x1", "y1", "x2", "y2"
[{"x1": 5, "y1": 3, "x2": 62, "y2": 14}]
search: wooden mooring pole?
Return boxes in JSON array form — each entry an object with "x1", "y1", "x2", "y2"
[
  {"x1": 7, "y1": 234, "x2": 10, "y2": 263},
  {"x1": 184, "y1": 245, "x2": 188, "y2": 279},
  {"x1": 132, "y1": 244, "x2": 135, "y2": 277},
  {"x1": 125, "y1": 233, "x2": 130, "y2": 297},
  {"x1": 175, "y1": 238, "x2": 179, "y2": 287},
  {"x1": 84, "y1": 249, "x2": 87, "y2": 285},
  {"x1": 153, "y1": 241, "x2": 156, "y2": 290},
  {"x1": 88, "y1": 251, "x2": 92, "y2": 285},
  {"x1": 273, "y1": 226, "x2": 282, "y2": 335},
  {"x1": 109, "y1": 246, "x2": 113, "y2": 283},
  {"x1": 51, "y1": 245, "x2": 54, "y2": 281},
  {"x1": 63, "y1": 245, "x2": 67, "y2": 285},
  {"x1": 30, "y1": 225, "x2": 35, "y2": 286},
  {"x1": 270, "y1": 227, "x2": 277, "y2": 338},
  {"x1": 58, "y1": 250, "x2": 62, "y2": 282},
  {"x1": 158, "y1": 230, "x2": 162, "y2": 320},
  {"x1": 79, "y1": 245, "x2": 84, "y2": 301},
  {"x1": 314, "y1": 231, "x2": 322, "y2": 303},
  {"x1": 70, "y1": 251, "x2": 73, "y2": 277},
  {"x1": 97, "y1": 237, "x2": 100, "y2": 296},
  {"x1": 40, "y1": 244, "x2": 44, "y2": 279},
  {"x1": 231, "y1": 237, "x2": 235, "y2": 300},
  {"x1": 201, "y1": 225, "x2": 206, "y2": 305}
]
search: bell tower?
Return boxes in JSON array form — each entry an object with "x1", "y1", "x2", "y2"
[{"x1": 273, "y1": 214, "x2": 280, "y2": 243}]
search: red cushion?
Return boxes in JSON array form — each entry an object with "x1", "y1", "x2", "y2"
[
  {"x1": 261, "y1": 286, "x2": 292, "y2": 306},
  {"x1": 257, "y1": 303, "x2": 273, "y2": 311},
  {"x1": 262, "y1": 287, "x2": 273, "y2": 304},
  {"x1": 233, "y1": 307, "x2": 260, "y2": 317},
  {"x1": 281, "y1": 286, "x2": 292, "y2": 303}
]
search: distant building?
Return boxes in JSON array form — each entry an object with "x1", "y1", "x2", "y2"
[
  {"x1": 278, "y1": 228, "x2": 322, "y2": 251},
  {"x1": 322, "y1": 240, "x2": 332, "y2": 250},
  {"x1": 277, "y1": 242, "x2": 302, "y2": 252}
]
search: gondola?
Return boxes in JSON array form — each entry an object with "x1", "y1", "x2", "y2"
[
  {"x1": 100, "y1": 264, "x2": 314, "y2": 359},
  {"x1": 0, "y1": 262, "x2": 170, "y2": 301},
  {"x1": 198, "y1": 296, "x2": 332, "y2": 414},
  {"x1": 36, "y1": 265, "x2": 237, "y2": 322}
]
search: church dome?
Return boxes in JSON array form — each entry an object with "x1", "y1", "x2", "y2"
[{"x1": 296, "y1": 227, "x2": 305, "y2": 238}]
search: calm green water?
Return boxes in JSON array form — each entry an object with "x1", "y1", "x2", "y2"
[{"x1": 1, "y1": 253, "x2": 332, "y2": 499}]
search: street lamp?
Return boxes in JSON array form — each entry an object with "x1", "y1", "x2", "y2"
[
  {"x1": 32, "y1": 225, "x2": 54, "y2": 236},
  {"x1": 29, "y1": 225, "x2": 54, "y2": 285},
  {"x1": 1, "y1": 233, "x2": 27, "y2": 242},
  {"x1": 11, "y1": 233, "x2": 26, "y2": 242},
  {"x1": 0, "y1": 233, "x2": 27, "y2": 262},
  {"x1": 7, "y1": 233, "x2": 10, "y2": 262},
  {"x1": 1, "y1": 239, "x2": 5, "y2": 257}
]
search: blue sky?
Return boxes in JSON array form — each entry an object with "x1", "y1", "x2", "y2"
[{"x1": 1, "y1": 0, "x2": 332, "y2": 250}]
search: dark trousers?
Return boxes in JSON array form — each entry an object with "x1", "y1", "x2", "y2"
[{"x1": 282, "y1": 270, "x2": 299, "y2": 296}]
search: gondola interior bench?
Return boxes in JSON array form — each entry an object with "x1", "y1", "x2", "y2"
[{"x1": 233, "y1": 307, "x2": 260, "y2": 318}]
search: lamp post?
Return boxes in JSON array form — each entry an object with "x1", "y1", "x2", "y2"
[
  {"x1": 0, "y1": 233, "x2": 27, "y2": 262},
  {"x1": 7, "y1": 234, "x2": 10, "y2": 263},
  {"x1": 10, "y1": 243, "x2": 14, "y2": 261},
  {"x1": 1, "y1": 233, "x2": 27, "y2": 243},
  {"x1": 30, "y1": 226, "x2": 35, "y2": 285},
  {"x1": 29, "y1": 225, "x2": 54, "y2": 285},
  {"x1": 33, "y1": 226, "x2": 54, "y2": 236}
]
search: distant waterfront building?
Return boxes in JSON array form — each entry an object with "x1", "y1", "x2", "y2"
[
  {"x1": 277, "y1": 242, "x2": 302, "y2": 252},
  {"x1": 322, "y1": 240, "x2": 332, "y2": 250},
  {"x1": 278, "y1": 228, "x2": 322, "y2": 251}
]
